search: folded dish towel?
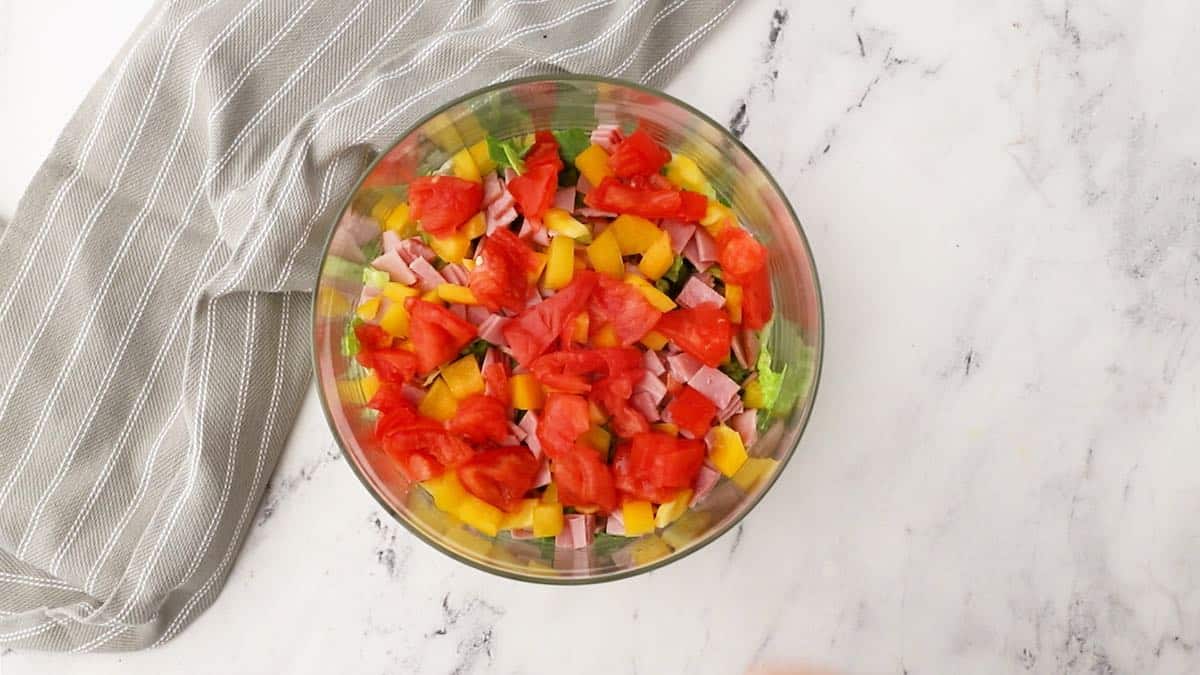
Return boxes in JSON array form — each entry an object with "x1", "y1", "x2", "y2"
[{"x1": 0, "y1": 0, "x2": 738, "y2": 652}]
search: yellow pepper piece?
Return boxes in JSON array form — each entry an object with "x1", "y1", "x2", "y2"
[
  {"x1": 637, "y1": 230, "x2": 674, "y2": 280},
  {"x1": 581, "y1": 426, "x2": 611, "y2": 454},
  {"x1": 731, "y1": 457, "x2": 777, "y2": 492},
  {"x1": 640, "y1": 329, "x2": 669, "y2": 351},
  {"x1": 383, "y1": 202, "x2": 414, "y2": 235},
  {"x1": 624, "y1": 274, "x2": 676, "y2": 312},
  {"x1": 611, "y1": 215, "x2": 663, "y2": 255},
  {"x1": 468, "y1": 139, "x2": 497, "y2": 174},
  {"x1": 622, "y1": 500, "x2": 655, "y2": 536},
  {"x1": 664, "y1": 153, "x2": 710, "y2": 194},
  {"x1": 574, "y1": 143, "x2": 613, "y2": 189},
  {"x1": 421, "y1": 471, "x2": 469, "y2": 513},
  {"x1": 586, "y1": 228, "x2": 624, "y2": 279},
  {"x1": 629, "y1": 534, "x2": 673, "y2": 564},
  {"x1": 437, "y1": 283, "x2": 478, "y2": 305},
  {"x1": 457, "y1": 495, "x2": 503, "y2": 537},
  {"x1": 526, "y1": 251, "x2": 548, "y2": 281},
  {"x1": 451, "y1": 147, "x2": 482, "y2": 183},
  {"x1": 532, "y1": 502, "x2": 564, "y2": 537},
  {"x1": 591, "y1": 323, "x2": 619, "y2": 348},
  {"x1": 441, "y1": 355, "x2": 485, "y2": 400},
  {"x1": 509, "y1": 373, "x2": 545, "y2": 410},
  {"x1": 588, "y1": 400, "x2": 608, "y2": 425},
  {"x1": 356, "y1": 296, "x2": 381, "y2": 321},
  {"x1": 382, "y1": 282, "x2": 420, "y2": 303},
  {"x1": 541, "y1": 482, "x2": 558, "y2": 504},
  {"x1": 544, "y1": 208, "x2": 591, "y2": 240},
  {"x1": 724, "y1": 283, "x2": 743, "y2": 323},
  {"x1": 654, "y1": 489, "x2": 694, "y2": 528},
  {"x1": 359, "y1": 372, "x2": 381, "y2": 403},
  {"x1": 371, "y1": 194, "x2": 401, "y2": 224},
  {"x1": 543, "y1": 234, "x2": 575, "y2": 290},
  {"x1": 742, "y1": 380, "x2": 765, "y2": 409},
  {"x1": 651, "y1": 422, "x2": 678, "y2": 436},
  {"x1": 378, "y1": 303, "x2": 410, "y2": 337},
  {"x1": 420, "y1": 289, "x2": 443, "y2": 304},
  {"x1": 661, "y1": 509, "x2": 712, "y2": 550},
  {"x1": 418, "y1": 378, "x2": 458, "y2": 421},
  {"x1": 571, "y1": 313, "x2": 590, "y2": 344},
  {"x1": 700, "y1": 200, "x2": 734, "y2": 236},
  {"x1": 461, "y1": 258, "x2": 476, "y2": 271},
  {"x1": 708, "y1": 424, "x2": 749, "y2": 477},
  {"x1": 445, "y1": 525, "x2": 493, "y2": 556},
  {"x1": 316, "y1": 287, "x2": 351, "y2": 319},
  {"x1": 500, "y1": 498, "x2": 538, "y2": 531},
  {"x1": 462, "y1": 211, "x2": 487, "y2": 240},
  {"x1": 337, "y1": 379, "x2": 369, "y2": 406},
  {"x1": 429, "y1": 230, "x2": 471, "y2": 263}
]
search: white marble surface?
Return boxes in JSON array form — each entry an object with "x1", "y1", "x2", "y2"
[{"x1": 3, "y1": 0, "x2": 1200, "y2": 673}]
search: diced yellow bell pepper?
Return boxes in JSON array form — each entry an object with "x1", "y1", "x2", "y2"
[
  {"x1": 418, "y1": 377, "x2": 458, "y2": 421},
  {"x1": 441, "y1": 355, "x2": 484, "y2": 400},
  {"x1": 591, "y1": 323, "x2": 619, "y2": 347},
  {"x1": 638, "y1": 230, "x2": 674, "y2": 280},
  {"x1": 661, "y1": 509, "x2": 712, "y2": 550},
  {"x1": 724, "y1": 283, "x2": 743, "y2": 323},
  {"x1": 708, "y1": 424, "x2": 748, "y2": 477},
  {"x1": 451, "y1": 147, "x2": 481, "y2": 183},
  {"x1": 461, "y1": 211, "x2": 487, "y2": 240},
  {"x1": 532, "y1": 502, "x2": 564, "y2": 537},
  {"x1": 543, "y1": 208, "x2": 591, "y2": 240},
  {"x1": 743, "y1": 380, "x2": 765, "y2": 409},
  {"x1": 468, "y1": 139, "x2": 497, "y2": 175},
  {"x1": 378, "y1": 303, "x2": 410, "y2": 337},
  {"x1": 500, "y1": 498, "x2": 538, "y2": 531},
  {"x1": 574, "y1": 504, "x2": 601, "y2": 515},
  {"x1": 457, "y1": 495, "x2": 503, "y2": 536},
  {"x1": 574, "y1": 144, "x2": 613, "y2": 189},
  {"x1": 383, "y1": 202, "x2": 414, "y2": 236},
  {"x1": 396, "y1": 339, "x2": 414, "y2": 352},
  {"x1": 337, "y1": 379, "x2": 369, "y2": 406},
  {"x1": 509, "y1": 373, "x2": 545, "y2": 410},
  {"x1": 586, "y1": 228, "x2": 624, "y2": 279},
  {"x1": 700, "y1": 200, "x2": 734, "y2": 236},
  {"x1": 629, "y1": 534, "x2": 673, "y2": 564},
  {"x1": 421, "y1": 471, "x2": 469, "y2": 512},
  {"x1": 622, "y1": 500, "x2": 656, "y2": 536},
  {"x1": 316, "y1": 287, "x2": 352, "y2": 319},
  {"x1": 427, "y1": 114, "x2": 465, "y2": 151},
  {"x1": 581, "y1": 426, "x2": 611, "y2": 454},
  {"x1": 588, "y1": 400, "x2": 608, "y2": 425},
  {"x1": 571, "y1": 313, "x2": 590, "y2": 344},
  {"x1": 360, "y1": 372, "x2": 381, "y2": 403},
  {"x1": 437, "y1": 283, "x2": 478, "y2": 305},
  {"x1": 429, "y1": 230, "x2": 470, "y2": 263},
  {"x1": 371, "y1": 194, "x2": 401, "y2": 224},
  {"x1": 573, "y1": 252, "x2": 588, "y2": 270},
  {"x1": 541, "y1": 482, "x2": 558, "y2": 504},
  {"x1": 640, "y1": 329, "x2": 669, "y2": 351},
  {"x1": 611, "y1": 215, "x2": 663, "y2": 255},
  {"x1": 461, "y1": 258, "x2": 476, "y2": 271},
  {"x1": 356, "y1": 296, "x2": 381, "y2": 321},
  {"x1": 445, "y1": 525, "x2": 493, "y2": 556},
  {"x1": 382, "y1": 282, "x2": 420, "y2": 303},
  {"x1": 624, "y1": 274, "x2": 676, "y2": 312},
  {"x1": 420, "y1": 289, "x2": 443, "y2": 304},
  {"x1": 731, "y1": 457, "x2": 777, "y2": 492},
  {"x1": 543, "y1": 234, "x2": 575, "y2": 290},
  {"x1": 664, "y1": 153, "x2": 710, "y2": 195},
  {"x1": 651, "y1": 422, "x2": 678, "y2": 436},
  {"x1": 654, "y1": 489, "x2": 694, "y2": 528}
]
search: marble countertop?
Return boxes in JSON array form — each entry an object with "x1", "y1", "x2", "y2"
[{"x1": 3, "y1": 0, "x2": 1198, "y2": 673}]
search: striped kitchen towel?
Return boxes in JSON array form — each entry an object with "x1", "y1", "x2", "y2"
[{"x1": 0, "y1": 0, "x2": 739, "y2": 651}]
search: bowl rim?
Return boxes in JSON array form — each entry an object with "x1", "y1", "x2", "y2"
[{"x1": 310, "y1": 73, "x2": 824, "y2": 584}]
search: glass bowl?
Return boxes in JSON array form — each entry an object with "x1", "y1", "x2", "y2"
[{"x1": 311, "y1": 75, "x2": 822, "y2": 583}]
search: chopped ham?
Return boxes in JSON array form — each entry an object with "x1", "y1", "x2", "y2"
[
  {"x1": 362, "y1": 296, "x2": 392, "y2": 325},
  {"x1": 358, "y1": 285, "x2": 380, "y2": 307},
  {"x1": 741, "y1": 329, "x2": 761, "y2": 364},
  {"x1": 408, "y1": 256, "x2": 444, "y2": 291},
  {"x1": 372, "y1": 251, "x2": 417, "y2": 285},
  {"x1": 533, "y1": 458, "x2": 551, "y2": 487},
  {"x1": 556, "y1": 514, "x2": 595, "y2": 550},
  {"x1": 499, "y1": 434, "x2": 520, "y2": 446},
  {"x1": 340, "y1": 211, "x2": 380, "y2": 245},
  {"x1": 717, "y1": 395, "x2": 744, "y2": 423},
  {"x1": 531, "y1": 227, "x2": 550, "y2": 247},
  {"x1": 661, "y1": 219, "x2": 696, "y2": 255},
  {"x1": 518, "y1": 412, "x2": 541, "y2": 458},
  {"x1": 676, "y1": 276, "x2": 725, "y2": 309},
  {"x1": 486, "y1": 191, "x2": 518, "y2": 234},
  {"x1": 624, "y1": 262, "x2": 642, "y2": 277},
  {"x1": 605, "y1": 509, "x2": 625, "y2": 535},
  {"x1": 381, "y1": 229, "x2": 403, "y2": 256},
  {"x1": 466, "y1": 305, "x2": 492, "y2": 326},
  {"x1": 688, "y1": 366, "x2": 741, "y2": 410},
  {"x1": 477, "y1": 314, "x2": 510, "y2": 346},
  {"x1": 689, "y1": 465, "x2": 721, "y2": 506},
  {"x1": 731, "y1": 335, "x2": 750, "y2": 369},
  {"x1": 441, "y1": 263, "x2": 469, "y2": 286},
  {"x1": 401, "y1": 383, "x2": 425, "y2": 406},
  {"x1": 590, "y1": 123, "x2": 624, "y2": 153},
  {"x1": 519, "y1": 217, "x2": 550, "y2": 246},
  {"x1": 508, "y1": 421, "x2": 527, "y2": 442},
  {"x1": 328, "y1": 229, "x2": 364, "y2": 263},
  {"x1": 482, "y1": 172, "x2": 504, "y2": 206},
  {"x1": 576, "y1": 173, "x2": 593, "y2": 195},
  {"x1": 576, "y1": 207, "x2": 617, "y2": 219},
  {"x1": 693, "y1": 227, "x2": 718, "y2": 261},
  {"x1": 667, "y1": 352, "x2": 703, "y2": 383},
  {"x1": 729, "y1": 410, "x2": 757, "y2": 448},
  {"x1": 396, "y1": 238, "x2": 435, "y2": 264},
  {"x1": 554, "y1": 187, "x2": 576, "y2": 212},
  {"x1": 641, "y1": 349, "x2": 665, "y2": 376},
  {"x1": 682, "y1": 237, "x2": 711, "y2": 272},
  {"x1": 630, "y1": 391, "x2": 661, "y2": 422},
  {"x1": 448, "y1": 304, "x2": 467, "y2": 320},
  {"x1": 635, "y1": 371, "x2": 667, "y2": 405},
  {"x1": 692, "y1": 271, "x2": 715, "y2": 287},
  {"x1": 504, "y1": 167, "x2": 519, "y2": 183}
]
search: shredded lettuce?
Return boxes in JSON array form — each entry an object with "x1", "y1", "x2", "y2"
[
  {"x1": 359, "y1": 238, "x2": 382, "y2": 262},
  {"x1": 552, "y1": 128, "x2": 591, "y2": 163},
  {"x1": 487, "y1": 135, "x2": 531, "y2": 174},
  {"x1": 341, "y1": 318, "x2": 362, "y2": 357},
  {"x1": 720, "y1": 358, "x2": 752, "y2": 385},
  {"x1": 362, "y1": 267, "x2": 389, "y2": 289},
  {"x1": 755, "y1": 337, "x2": 785, "y2": 414},
  {"x1": 464, "y1": 338, "x2": 491, "y2": 361}
]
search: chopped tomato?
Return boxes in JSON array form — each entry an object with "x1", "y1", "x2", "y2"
[
  {"x1": 553, "y1": 445, "x2": 617, "y2": 512},
  {"x1": 393, "y1": 450, "x2": 443, "y2": 482},
  {"x1": 507, "y1": 163, "x2": 558, "y2": 219},
  {"x1": 715, "y1": 227, "x2": 768, "y2": 283},
  {"x1": 677, "y1": 190, "x2": 707, "y2": 221},
  {"x1": 375, "y1": 408, "x2": 439, "y2": 444},
  {"x1": 664, "y1": 373, "x2": 685, "y2": 395},
  {"x1": 664, "y1": 385, "x2": 717, "y2": 438},
  {"x1": 361, "y1": 348, "x2": 418, "y2": 383},
  {"x1": 740, "y1": 266, "x2": 773, "y2": 330},
  {"x1": 536, "y1": 393, "x2": 591, "y2": 458},
  {"x1": 530, "y1": 350, "x2": 606, "y2": 393},
  {"x1": 382, "y1": 424, "x2": 475, "y2": 478},
  {"x1": 405, "y1": 299, "x2": 478, "y2": 373},
  {"x1": 523, "y1": 131, "x2": 564, "y2": 173},
  {"x1": 447, "y1": 394, "x2": 510, "y2": 444},
  {"x1": 654, "y1": 304, "x2": 732, "y2": 367},
  {"x1": 408, "y1": 175, "x2": 483, "y2": 236},
  {"x1": 584, "y1": 177, "x2": 708, "y2": 222},
  {"x1": 354, "y1": 323, "x2": 393, "y2": 351},
  {"x1": 469, "y1": 228, "x2": 540, "y2": 313},
  {"x1": 458, "y1": 447, "x2": 541, "y2": 512},
  {"x1": 591, "y1": 275, "x2": 662, "y2": 345},
  {"x1": 611, "y1": 442, "x2": 678, "y2": 503},
  {"x1": 361, "y1": 146, "x2": 417, "y2": 190},
  {"x1": 591, "y1": 368, "x2": 649, "y2": 438},
  {"x1": 367, "y1": 382, "x2": 417, "y2": 417},
  {"x1": 482, "y1": 360, "x2": 511, "y2": 406},
  {"x1": 608, "y1": 128, "x2": 671, "y2": 177},
  {"x1": 503, "y1": 271, "x2": 598, "y2": 366},
  {"x1": 625, "y1": 172, "x2": 675, "y2": 191},
  {"x1": 629, "y1": 431, "x2": 705, "y2": 490}
]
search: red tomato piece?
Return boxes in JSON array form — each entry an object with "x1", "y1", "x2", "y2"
[
  {"x1": 553, "y1": 444, "x2": 618, "y2": 512},
  {"x1": 394, "y1": 450, "x2": 443, "y2": 482},
  {"x1": 405, "y1": 299, "x2": 478, "y2": 373},
  {"x1": 482, "y1": 360, "x2": 511, "y2": 407},
  {"x1": 584, "y1": 177, "x2": 681, "y2": 220},
  {"x1": 664, "y1": 385, "x2": 717, "y2": 439},
  {"x1": 536, "y1": 393, "x2": 592, "y2": 459},
  {"x1": 469, "y1": 228, "x2": 540, "y2": 314},
  {"x1": 590, "y1": 368, "x2": 649, "y2": 439},
  {"x1": 355, "y1": 323, "x2": 393, "y2": 351},
  {"x1": 523, "y1": 131, "x2": 564, "y2": 173},
  {"x1": 447, "y1": 394, "x2": 510, "y2": 444},
  {"x1": 530, "y1": 350, "x2": 606, "y2": 393},
  {"x1": 507, "y1": 163, "x2": 558, "y2": 219},
  {"x1": 458, "y1": 446, "x2": 541, "y2": 512},
  {"x1": 677, "y1": 190, "x2": 707, "y2": 221},
  {"x1": 654, "y1": 304, "x2": 732, "y2": 368},
  {"x1": 608, "y1": 128, "x2": 672, "y2": 177},
  {"x1": 611, "y1": 442, "x2": 679, "y2": 503},
  {"x1": 740, "y1": 266, "x2": 773, "y2": 330},
  {"x1": 715, "y1": 227, "x2": 768, "y2": 284},
  {"x1": 361, "y1": 146, "x2": 417, "y2": 190},
  {"x1": 503, "y1": 271, "x2": 599, "y2": 366},
  {"x1": 591, "y1": 275, "x2": 662, "y2": 345},
  {"x1": 384, "y1": 426, "x2": 475, "y2": 468},
  {"x1": 362, "y1": 348, "x2": 419, "y2": 383},
  {"x1": 367, "y1": 382, "x2": 417, "y2": 417},
  {"x1": 629, "y1": 431, "x2": 706, "y2": 490},
  {"x1": 408, "y1": 175, "x2": 483, "y2": 236}
]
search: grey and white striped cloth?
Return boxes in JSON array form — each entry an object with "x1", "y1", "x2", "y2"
[{"x1": 0, "y1": 0, "x2": 738, "y2": 651}]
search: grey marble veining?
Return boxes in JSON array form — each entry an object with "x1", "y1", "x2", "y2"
[{"x1": 3, "y1": 0, "x2": 1200, "y2": 673}]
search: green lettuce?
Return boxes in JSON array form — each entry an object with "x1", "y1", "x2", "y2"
[
  {"x1": 486, "y1": 135, "x2": 531, "y2": 174},
  {"x1": 755, "y1": 339, "x2": 785, "y2": 414},
  {"x1": 552, "y1": 128, "x2": 591, "y2": 163}
]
